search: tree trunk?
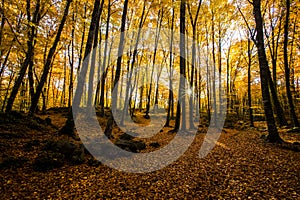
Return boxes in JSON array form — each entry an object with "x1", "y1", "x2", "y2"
[
  {"x1": 252, "y1": 0, "x2": 282, "y2": 143},
  {"x1": 77, "y1": 4, "x2": 87, "y2": 73},
  {"x1": 74, "y1": 0, "x2": 101, "y2": 100},
  {"x1": 5, "y1": 0, "x2": 41, "y2": 112},
  {"x1": 104, "y1": 0, "x2": 129, "y2": 138},
  {"x1": 283, "y1": 0, "x2": 299, "y2": 128},
  {"x1": 145, "y1": 9, "x2": 163, "y2": 119},
  {"x1": 165, "y1": 3, "x2": 174, "y2": 127},
  {"x1": 211, "y1": 9, "x2": 217, "y2": 126},
  {"x1": 247, "y1": 35, "x2": 254, "y2": 127},
  {"x1": 205, "y1": 20, "x2": 211, "y2": 124},
  {"x1": 121, "y1": 1, "x2": 147, "y2": 124},
  {"x1": 87, "y1": 0, "x2": 104, "y2": 111},
  {"x1": 269, "y1": 11, "x2": 283, "y2": 92},
  {"x1": 187, "y1": 0, "x2": 202, "y2": 129},
  {"x1": 59, "y1": 0, "x2": 101, "y2": 138},
  {"x1": 30, "y1": 0, "x2": 72, "y2": 113},
  {"x1": 1, "y1": 70, "x2": 15, "y2": 112},
  {"x1": 99, "y1": 0, "x2": 111, "y2": 116},
  {"x1": 267, "y1": 68, "x2": 288, "y2": 126},
  {"x1": 174, "y1": 0, "x2": 187, "y2": 131},
  {"x1": 68, "y1": 21, "x2": 74, "y2": 109},
  {"x1": 0, "y1": 0, "x2": 6, "y2": 74}
]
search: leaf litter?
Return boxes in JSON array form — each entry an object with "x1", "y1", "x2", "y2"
[{"x1": 0, "y1": 110, "x2": 299, "y2": 199}]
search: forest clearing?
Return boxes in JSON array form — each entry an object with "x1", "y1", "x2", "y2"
[{"x1": 0, "y1": 0, "x2": 300, "y2": 199}]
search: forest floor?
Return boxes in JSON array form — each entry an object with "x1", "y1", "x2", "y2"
[{"x1": 0, "y1": 109, "x2": 300, "y2": 199}]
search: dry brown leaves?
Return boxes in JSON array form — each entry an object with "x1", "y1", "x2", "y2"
[{"x1": 0, "y1": 112, "x2": 299, "y2": 199}]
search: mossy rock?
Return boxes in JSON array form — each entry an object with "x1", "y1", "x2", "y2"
[
  {"x1": 70, "y1": 146, "x2": 85, "y2": 164},
  {"x1": 0, "y1": 155, "x2": 28, "y2": 169},
  {"x1": 33, "y1": 151, "x2": 65, "y2": 171},
  {"x1": 43, "y1": 140, "x2": 76, "y2": 158},
  {"x1": 149, "y1": 142, "x2": 160, "y2": 148},
  {"x1": 115, "y1": 139, "x2": 146, "y2": 153}
]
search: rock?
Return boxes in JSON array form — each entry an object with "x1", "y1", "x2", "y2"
[
  {"x1": 0, "y1": 155, "x2": 28, "y2": 169},
  {"x1": 87, "y1": 158, "x2": 102, "y2": 167},
  {"x1": 115, "y1": 139, "x2": 146, "y2": 153},
  {"x1": 70, "y1": 145, "x2": 85, "y2": 164},
  {"x1": 43, "y1": 140, "x2": 76, "y2": 159},
  {"x1": 41, "y1": 140, "x2": 86, "y2": 166},
  {"x1": 149, "y1": 142, "x2": 160, "y2": 148},
  {"x1": 45, "y1": 117, "x2": 52, "y2": 125},
  {"x1": 71, "y1": 153, "x2": 84, "y2": 164},
  {"x1": 33, "y1": 152, "x2": 65, "y2": 171},
  {"x1": 119, "y1": 133, "x2": 134, "y2": 140},
  {"x1": 58, "y1": 118, "x2": 76, "y2": 139}
]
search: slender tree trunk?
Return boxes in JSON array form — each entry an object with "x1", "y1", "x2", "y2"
[
  {"x1": 269, "y1": 11, "x2": 283, "y2": 92},
  {"x1": 59, "y1": 0, "x2": 102, "y2": 138},
  {"x1": 131, "y1": 70, "x2": 140, "y2": 117},
  {"x1": 30, "y1": 0, "x2": 72, "y2": 113},
  {"x1": 77, "y1": 3, "x2": 87, "y2": 72},
  {"x1": 0, "y1": 44, "x2": 12, "y2": 78},
  {"x1": 145, "y1": 10, "x2": 163, "y2": 119},
  {"x1": 283, "y1": 0, "x2": 299, "y2": 127},
  {"x1": 205, "y1": 21, "x2": 211, "y2": 123},
  {"x1": 247, "y1": 36, "x2": 254, "y2": 127},
  {"x1": 195, "y1": 34, "x2": 201, "y2": 117},
  {"x1": 121, "y1": 1, "x2": 148, "y2": 124},
  {"x1": 165, "y1": 6, "x2": 174, "y2": 127},
  {"x1": 187, "y1": 0, "x2": 202, "y2": 129},
  {"x1": 73, "y1": 0, "x2": 101, "y2": 110},
  {"x1": 252, "y1": 0, "x2": 282, "y2": 143},
  {"x1": 154, "y1": 58, "x2": 164, "y2": 109},
  {"x1": 226, "y1": 43, "x2": 231, "y2": 111},
  {"x1": 5, "y1": 0, "x2": 41, "y2": 112},
  {"x1": 218, "y1": 20, "x2": 222, "y2": 119},
  {"x1": 28, "y1": 60, "x2": 35, "y2": 102},
  {"x1": 289, "y1": 19, "x2": 297, "y2": 96},
  {"x1": 211, "y1": 9, "x2": 217, "y2": 126},
  {"x1": 87, "y1": 0, "x2": 104, "y2": 110},
  {"x1": 289, "y1": 19, "x2": 296, "y2": 95},
  {"x1": 0, "y1": 44, "x2": 12, "y2": 104},
  {"x1": 99, "y1": 0, "x2": 111, "y2": 116},
  {"x1": 68, "y1": 27, "x2": 74, "y2": 108},
  {"x1": 1, "y1": 70, "x2": 15, "y2": 112},
  {"x1": 104, "y1": 0, "x2": 129, "y2": 137},
  {"x1": 174, "y1": 0, "x2": 187, "y2": 131},
  {"x1": 121, "y1": 51, "x2": 133, "y2": 125},
  {"x1": 95, "y1": 28, "x2": 103, "y2": 107},
  {"x1": 263, "y1": 4, "x2": 288, "y2": 127},
  {"x1": 267, "y1": 68, "x2": 288, "y2": 126},
  {"x1": 0, "y1": 0, "x2": 6, "y2": 72}
]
